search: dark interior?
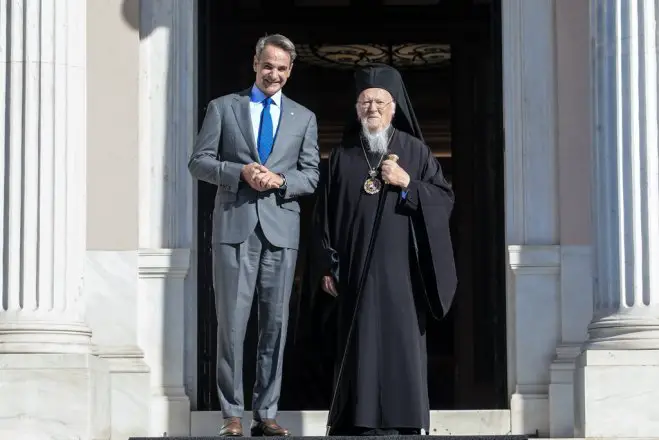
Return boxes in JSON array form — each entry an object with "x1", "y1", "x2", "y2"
[{"x1": 196, "y1": 0, "x2": 507, "y2": 412}]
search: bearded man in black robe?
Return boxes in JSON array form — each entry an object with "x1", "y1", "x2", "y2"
[{"x1": 299, "y1": 64, "x2": 457, "y2": 436}]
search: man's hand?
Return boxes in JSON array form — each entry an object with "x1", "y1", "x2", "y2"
[
  {"x1": 321, "y1": 275, "x2": 338, "y2": 297},
  {"x1": 241, "y1": 163, "x2": 266, "y2": 190},
  {"x1": 253, "y1": 169, "x2": 284, "y2": 190},
  {"x1": 381, "y1": 159, "x2": 410, "y2": 188},
  {"x1": 241, "y1": 163, "x2": 282, "y2": 191}
]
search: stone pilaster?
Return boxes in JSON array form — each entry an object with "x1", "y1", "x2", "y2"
[
  {"x1": 137, "y1": 0, "x2": 195, "y2": 435},
  {"x1": 0, "y1": 0, "x2": 109, "y2": 438},
  {"x1": 502, "y1": 0, "x2": 560, "y2": 435},
  {"x1": 575, "y1": 1, "x2": 659, "y2": 437}
]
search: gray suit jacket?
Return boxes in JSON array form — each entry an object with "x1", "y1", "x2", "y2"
[{"x1": 188, "y1": 89, "x2": 320, "y2": 250}]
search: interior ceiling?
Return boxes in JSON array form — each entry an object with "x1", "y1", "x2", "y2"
[
  {"x1": 205, "y1": 0, "x2": 493, "y2": 157},
  {"x1": 290, "y1": 56, "x2": 452, "y2": 158},
  {"x1": 214, "y1": 0, "x2": 492, "y2": 41},
  {"x1": 235, "y1": 0, "x2": 491, "y2": 7},
  {"x1": 238, "y1": 0, "x2": 443, "y2": 6}
]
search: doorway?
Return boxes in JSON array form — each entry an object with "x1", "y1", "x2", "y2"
[{"x1": 195, "y1": 0, "x2": 506, "y2": 412}]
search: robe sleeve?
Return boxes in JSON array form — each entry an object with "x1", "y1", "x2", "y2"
[
  {"x1": 400, "y1": 143, "x2": 457, "y2": 320},
  {"x1": 397, "y1": 143, "x2": 453, "y2": 214}
]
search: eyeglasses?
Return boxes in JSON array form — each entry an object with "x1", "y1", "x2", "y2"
[{"x1": 357, "y1": 100, "x2": 392, "y2": 110}]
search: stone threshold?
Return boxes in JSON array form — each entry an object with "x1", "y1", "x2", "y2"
[{"x1": 190, "y1": 409, "x2": 513, "y2": 437}]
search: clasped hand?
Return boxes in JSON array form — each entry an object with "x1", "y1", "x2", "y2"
[
  {"x1": 381, "y1": 159, "x2": 410, "y2": 188},
  {"x1": 241, "y1": 163, "x2": 283, "y2": 191}
]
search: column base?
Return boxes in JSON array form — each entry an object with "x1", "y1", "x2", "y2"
[
  {"x1": 549, "y1": 344, "x2": 582, "y2": 437},
  {"x1": 150, "y1": 387, "x2": 191, "y2": 437},
  {"x1": 0, "y1": 353, "x2": 110, "y2": 440},
  {"x1": 510, "y1": 388, "x2": 549, "y2": 436},
  {"x1": 0, "y1": 320, "x2": 93, "y2": 354},
  {"x1": 584, "y1": 310, "x2": 659, "y2": 350},
  {"x1": 575, "y1": 349, "x2": 659, "y2": 438},
  {"x1": 98, "y1": 348, "x2": 151, "y2": 439}
]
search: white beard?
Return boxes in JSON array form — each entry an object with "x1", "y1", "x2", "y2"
[{"x1": 360, "y1": 123, "x2": 392, "y2": 155}]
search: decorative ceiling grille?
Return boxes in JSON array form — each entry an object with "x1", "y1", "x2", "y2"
[{"x1": 297, "y1": 43, "x2": 451, "y2": 69}]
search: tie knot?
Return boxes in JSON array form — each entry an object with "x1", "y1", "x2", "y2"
[{"x1": 263, "y1": 97, "x2": 272, "y2": 106}]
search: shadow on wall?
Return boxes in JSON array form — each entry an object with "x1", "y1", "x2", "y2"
[
  {"x1": 121, "y1": 0, "x2": 173, "y2": 40},
  {"x1": 121, "y1": 0, "x2": 139, "y2": 33}
]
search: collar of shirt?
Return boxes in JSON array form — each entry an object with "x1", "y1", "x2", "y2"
[{"x1": 250, "y1": 84, "x2": 282, "y2": 107}]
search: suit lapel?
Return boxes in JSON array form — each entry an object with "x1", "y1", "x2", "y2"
[
  {"x1": 231, "y1": 93, "x2": 260, "y2": 162},
  {"x1": 264, "y1": 95, "x2": 296, "y2": 167}
]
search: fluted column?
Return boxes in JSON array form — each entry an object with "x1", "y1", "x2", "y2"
[
  {"x1": 0, "y1": 0, "x2": 91, "y2": 352},
  {"x1": 575, "y1": 1, "x2": 659, "y2": 437},
  {"x1": 588, "y1": 0, "x2": 659, "y2": 349},
  {"x1": 0, "y1": 2, "x2": 110, "y2": 438}
]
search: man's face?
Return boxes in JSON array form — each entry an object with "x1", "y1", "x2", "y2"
[
  {"x1": 253, "y1": 44, "x2": 292, "y2": 96},
  {"x1": 356, "y1": 88, "x2": 395, "y2": 132}
]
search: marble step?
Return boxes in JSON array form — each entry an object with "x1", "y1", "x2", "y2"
[
  {"x1": 189, "y1": 410, "x2": 514, "y2": 437},
  {"x1": 130, "y1": 437, "x2": 529, "y2": 440}
]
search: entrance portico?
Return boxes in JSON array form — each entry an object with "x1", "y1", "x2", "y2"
[{"x1": 136, "y1": 0, "x2": 591, "y2": 436}]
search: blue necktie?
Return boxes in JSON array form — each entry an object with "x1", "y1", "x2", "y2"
[{"x1": 257, "y1": 97, "x2": 274, "y2": 163}]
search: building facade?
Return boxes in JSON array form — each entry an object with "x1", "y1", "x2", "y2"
[{"x1": 0, "y1": 0, "x2": 658, "y2": 439}]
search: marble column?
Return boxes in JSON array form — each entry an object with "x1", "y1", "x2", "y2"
[
  {"x1": 575, "y1": 0, "x2": 659, "y2": 437},
  {"x1": 0, "y1": 1, "x2": 109, "y2": 438}
]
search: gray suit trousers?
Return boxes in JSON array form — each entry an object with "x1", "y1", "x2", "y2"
[{"x1": 213, "y1": 223, "x2": 297, "y2": 420}]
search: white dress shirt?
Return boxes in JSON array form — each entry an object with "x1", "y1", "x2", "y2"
[{"x1": 249, "y1": 84, "x2": 282, "y2": 146}]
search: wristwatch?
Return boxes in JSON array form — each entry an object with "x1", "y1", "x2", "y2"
[{"x1": 278, "y1": 173, "x2": 287, "y2": 191}]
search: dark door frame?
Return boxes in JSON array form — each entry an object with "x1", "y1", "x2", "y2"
[{"x1": 194, "y1": 0, "x2": 507, "y2": 412}]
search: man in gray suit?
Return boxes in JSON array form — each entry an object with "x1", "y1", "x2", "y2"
[{"x1": 188, "y1": 34, "x2": 320, "y2": 437}]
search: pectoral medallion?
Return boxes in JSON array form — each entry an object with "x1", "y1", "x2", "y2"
[
  {"x1": 363, "y1": 171, "x2": 382, "y2": 195},
  {"x1": 359, "y1": 129, "x2": 396, "y2": 195}
]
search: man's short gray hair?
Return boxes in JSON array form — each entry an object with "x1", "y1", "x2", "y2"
[{"x1": 255, "y1": 34, "x2": 297, "y2": 63}]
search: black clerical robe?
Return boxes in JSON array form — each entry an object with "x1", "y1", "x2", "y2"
[{"x1": 300, "y1": 129, "x2": 457, "y2": 434}]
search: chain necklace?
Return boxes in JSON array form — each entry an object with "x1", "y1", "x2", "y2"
[{"x1": 359, "y1": 128, "x2": 395, "y2": 195}]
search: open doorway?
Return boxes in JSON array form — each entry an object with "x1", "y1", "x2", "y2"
[{"x1": 195, "y1": 0, "x2": 507, "y2": 412}]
